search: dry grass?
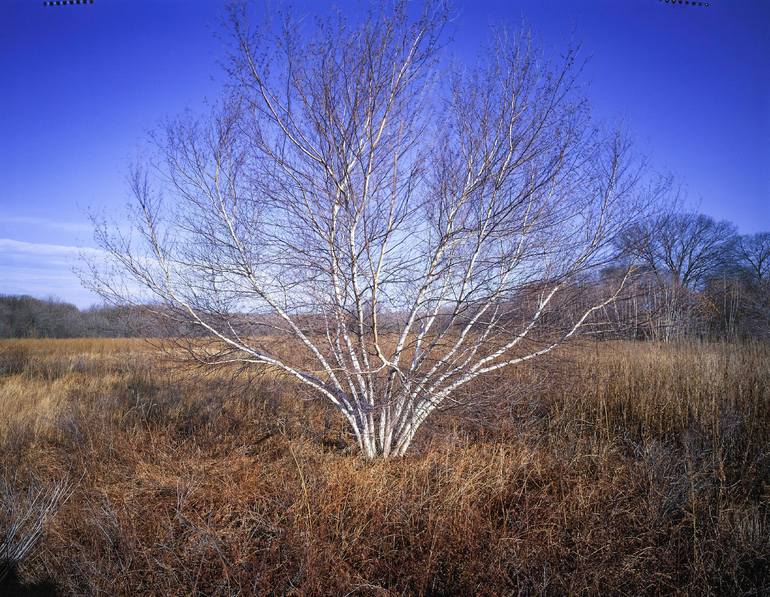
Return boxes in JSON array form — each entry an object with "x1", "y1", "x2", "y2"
[{"x1": 0, "y1": 338, "x2": 768, "y2": 595}]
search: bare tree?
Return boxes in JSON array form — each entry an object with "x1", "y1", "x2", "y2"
[
  {"x1": 709, "y1": 231, "x2": 770, "y2": 339},
  {"x1": 735, "y1": 232, "x2": 770, "y2": 283},
  {"x1": 616, "y1": 212, "x2": 737, "y2": 339},
  {"x1": 621, "y1": 212, "x2": 737, "y2": 290},
  {"x1": 88, "y1": 3, "x2": 654, "y2": 458}
]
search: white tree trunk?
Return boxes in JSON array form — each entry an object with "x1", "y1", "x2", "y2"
[{"x1": 88, "y1": 2, "x2": 659, "y2": 459}]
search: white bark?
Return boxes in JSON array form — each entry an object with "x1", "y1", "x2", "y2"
[{"x1": 87, "y1": 2, "x2": 660, "y2": 458}]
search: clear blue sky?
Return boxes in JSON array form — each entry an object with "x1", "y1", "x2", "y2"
[{"x1": 1, "y1": 0, "x2": 768, "y2": 307}]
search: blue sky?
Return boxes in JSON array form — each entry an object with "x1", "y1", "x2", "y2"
[{"x1": 2, "y1": 0, "x2": 768, "y2": 307}]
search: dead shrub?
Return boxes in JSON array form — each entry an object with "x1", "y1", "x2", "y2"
[
  {"x1": 0, "y1": 475, "x2": 71, "y2": 587},
  {"x1": 0, "y1": 345, "x2": 30, "y2": 376}
]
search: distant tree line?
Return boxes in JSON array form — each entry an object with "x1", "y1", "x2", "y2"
[
  {"x1": 0, "y1": 295, "x2": 273, "y2": 339},
  {"x1": 0, "y1": 295, "x2": 144, "y2": 338},
  {"x1": 609, "y1": 213, "x2": 769, "y2": 341},
  {"x1": 2, "y1": 213, "x2": 768, "y2": 341}
]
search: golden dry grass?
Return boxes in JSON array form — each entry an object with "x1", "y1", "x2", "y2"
[{"x1": 0, "y1": 338, "x2": 768, "y2": 595}]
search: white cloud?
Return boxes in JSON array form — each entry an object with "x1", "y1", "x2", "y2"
[
  {"x1": 0, "y1": 238, "x2": 105, "y2": 307},
  {"x1": 0, "y1": 238, "x2": 105, "y2": 257},
  {"x1": 0, "y1": 216, "x2": 94, "y2": 233}
]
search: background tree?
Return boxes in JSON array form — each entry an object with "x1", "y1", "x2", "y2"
[
  {"x1": 621, "y1": 212, "x2": 736, "y2": 289},
  {"x1": 0, "y1": 295, "x2": 151, "y2": 339},
  {"x1": 706, "y1": 231, "x2": 770, "y2": 338},
  {"x1": 618, "y1": 212, "x2": 737, "y2": 339},
  {"x1": 735, "y1": 232, "x2": 770, "y2": 283},
  {"x1": 88, "y1": 2, "x2": 656, "y2": 458}
]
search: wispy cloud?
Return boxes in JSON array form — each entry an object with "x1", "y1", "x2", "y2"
[
  {"x1": 0, "y1": 238, "x2": 104, "y2": 258},
  {"x1": 0, "y1": 238, "x2": 104, "y2": 307},
  {"x1": 0, "y1": 216, "x2": 94, "y2": 233}
]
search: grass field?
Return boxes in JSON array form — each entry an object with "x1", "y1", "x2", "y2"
[{"x1": 1, "y1": 338, "x2": 768, "y2": 595}]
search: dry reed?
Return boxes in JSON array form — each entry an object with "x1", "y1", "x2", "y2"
[{"x1": 0, "y1": 338, "x2": 768, "y2": 595}]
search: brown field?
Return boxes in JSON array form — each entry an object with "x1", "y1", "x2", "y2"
[{"x1": 1, "y1": 338, "x2": 769, "y2": 595}]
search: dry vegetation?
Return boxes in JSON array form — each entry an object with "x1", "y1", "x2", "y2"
[{"x1": 0, "y1": 337, "x2": 768, "y2": 595}]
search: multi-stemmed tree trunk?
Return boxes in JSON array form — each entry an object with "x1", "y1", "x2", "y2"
[{"x1": 89, "y1": 2, "x2": 656, "y2": 458}]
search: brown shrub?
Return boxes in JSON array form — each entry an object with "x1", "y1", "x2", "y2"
[{"x1": 0, "y1": 344, "x2": 30, "y2": 376}]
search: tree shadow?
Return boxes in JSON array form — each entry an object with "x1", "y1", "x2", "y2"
[{"x1": 0, "y1": 565, "x2": 57, "y2": 597}]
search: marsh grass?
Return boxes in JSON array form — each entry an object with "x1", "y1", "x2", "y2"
[{"x1": 0, "y1": 338, "x2": 768, "y2": 595}]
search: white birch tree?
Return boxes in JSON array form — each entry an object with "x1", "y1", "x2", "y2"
[{"x1": 89, "y1": 2, "x2": 655, "y2": 458}]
